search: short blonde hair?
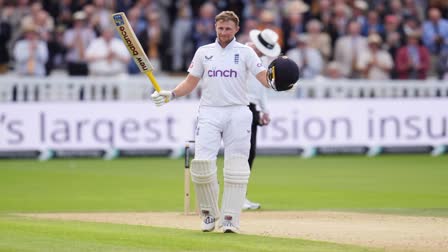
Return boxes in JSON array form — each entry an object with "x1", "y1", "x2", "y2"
[{"x1": 215, "y1": 11, "x2": 239, "y2": 26}]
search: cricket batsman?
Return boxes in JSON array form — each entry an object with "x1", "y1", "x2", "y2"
[{"x1": 151, "y1": 11, "x2": 299, "y2": 233}]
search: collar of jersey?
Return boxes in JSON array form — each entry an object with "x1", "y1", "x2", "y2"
[{"x1": 215, "y1": 37, "x2": 236, "y2": 50}]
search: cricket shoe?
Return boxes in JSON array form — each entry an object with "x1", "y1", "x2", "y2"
[
  {"x1": 242, "y1": 198, "x2": 261, "y2": 210},
  {"x1": 201, "y1": 211, "x2": 216, "y2": 232},
  {"x1": 221, "y1": 215, "x2": 239, "y2": 233}
]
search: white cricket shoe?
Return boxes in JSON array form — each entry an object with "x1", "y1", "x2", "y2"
[
  {"x1": 242, "y1": 198, "x2": 261, "y2": 210},
  {"x1": 222, "y1": 216, "x2": 239, "y2": 233},
  {"x1": 201, "y1": 211, "x2": 216, "y2": 232}
]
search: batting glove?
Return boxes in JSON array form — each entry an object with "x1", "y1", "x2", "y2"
[{"x1": 151, "y1": 90, "x2": 174, "y2": 106}]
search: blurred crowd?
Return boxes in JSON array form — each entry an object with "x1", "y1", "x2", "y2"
[{"x1": 0, "y1": 0, "x2": 447, "y2": 80}]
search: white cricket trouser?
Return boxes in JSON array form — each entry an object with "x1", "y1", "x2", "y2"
[{"x1": 194, "y1": 105, "x2": 252, "y2": 160}]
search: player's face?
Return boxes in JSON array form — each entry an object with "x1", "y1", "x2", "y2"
[{"x1": 215, "y1": 20, "x2": 239, "y2": 47}]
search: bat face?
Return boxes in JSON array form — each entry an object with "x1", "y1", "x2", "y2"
[
  {"x1": 119, "y1": 26, "x2": 139, "y2": 56},
  {"x1": 112, "y1": 12, "x2": 162, "y2": 93},
  {"x1": 112, "y1": 12, "x2": 153, "y2": 72}
]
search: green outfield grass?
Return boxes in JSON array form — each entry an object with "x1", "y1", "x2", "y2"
[
  {"x1": 0, "y1": 215, "x2": 378, "y2": 252},
  {"x1": 1, "y1": 155, "x2": 447, "y2": 214},
  {"x1": 0, "y1": 155, "x2": 447, "y2": 251}
]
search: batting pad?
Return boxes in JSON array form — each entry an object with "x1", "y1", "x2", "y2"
[
  {"x1": 190, "y1": 159, "x2": 220, "y2": 219},
  {"x1": 221, "y1": 157, "x2": 250, "y2": 229}
]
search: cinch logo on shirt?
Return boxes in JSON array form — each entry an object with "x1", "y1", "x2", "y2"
[{"x1": 207, "y1": 68, "x2": 238, "y2": 78}]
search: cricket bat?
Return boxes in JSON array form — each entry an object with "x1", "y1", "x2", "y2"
[{"x1": 111, "y1": 12, "x2": 161, "y2": 92}]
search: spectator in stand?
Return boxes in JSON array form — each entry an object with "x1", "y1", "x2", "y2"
[
  {"x1": 144, "y1": 8, "x2": 172, "y2": 72},
  {"x1": 263, "y1": 0, "x2": 282, "y2": 23},
  {"x1": 257, "y1": 9, "x2": 284, "y2": 49},
  {"x1": 13, "y1": 23, "x2": 49, "y2": 77},
  {"x1": 334, "y1": 20, "x2": 368, "y2": 78},
  {"x1": 333, "y1": 0, "x2": 347, "y2": 5},
  {"x1": 0, "y1": 6, "x2": 12, "y2": 73},
  {"x1": 383, "y1": 14, "x2": 404, "y2": 79},
  {"x1": 439, "y1": 48, "x2": 448, "y2": 80},
  {"x1": 241, "y1": 0, "x2": 262, "y2": 21},
  {"x1": 126, "y1": 7, "x2": 146, "y2": 36},
  {"x1": 311, "y1": 0, "x2": 333, "y2": 33},
  {"x1": 236, "y1": 17, "x2": 258, "y2": 44},
  {"x1": 430, "y1": 0, "x2": 448, "y2": 18},
  {"x1": 422, "y1": 7, "x2": 448, "y2": 79},
  {"x1": 402, "y1": 0, "x2": 425, "y2": 21},
  {"x1": 192, "y1": 2, "x2": 216, "y2": 50},
  {"x1": 386, "y1": 0, "x2": 404, "y2": 24},
  {"x1": 115, "y1": 0, "x2": 135, "y2": 13},
  {"x1": 46, "y1": 25, "x2": 67, "y2": 73},
  {"x1": 133, "y1": 0, "x2": 170, "y2": 34},
  {"x1": 91, "y1": 0, "x2": 113, "y2": 32},
  {"x1": 287, "y1": 35, "x2": 323, "y2": 79},
  {"x1": 20, "y1": 2, "x2": 52, "y2": 43},
  {"x1": 221, "y1": 0, "x2": 245, "y2": 19},
  {"x1": 352, "y1": 0, "x2": 368, "y2": 29},
  {"x1": 305, "y1": 19, "x2": 332, "y2": 62},
  {"x1": 56, "y1": 0, "x2": 77, "y2": 28},
  {"x1": 63, "y1": 11, "x2": 95, "y2": 76},
  {"x1": 24, "y1": 3, "x2": 55, "y2": 41},
  {"x1": 171, "y1": 0, "x2": 193, "y2": 72},
  {"x1": 395, "y1": 31, "x2": 430, "y2": 80},
  {"x1": 10, "y1": 0, "x2": 31, "y2": 26},
  {"x1": 138, "y1": 12, "x2": 162, "y2": 73},
  {"x1": 370, "y1": 0, "x2": 387, "y2": 20},
  {"x1": 10, "y1": 0, "x2": 32, "y2": 52},
  {"x1": 281, "y1": 0, "x2": 309, "y2": 52},
  {"x1": 402, "y1": 16, "x2": 422, "y2": 38},
  {"x1": 323, "y1": 61, "x2": 345, "y2": 79},
  {"x1": 82, "y1": 4, "x2": 99, "y2": 33},
  {"x1": 85, "y1": 25, "x2": 130, "y2": 76},
  {"x1": 361, "y1": 10, "x2": 385, "y2": 37},
  {"x1": 357, "y1": 33, "x2": 394, "y2": 80},
  {"x1": 327, "y1": 3, "x2": 351, "y2": 49}
]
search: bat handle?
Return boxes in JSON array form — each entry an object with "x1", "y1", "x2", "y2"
[
  {"x1": 145, "y1": 71, "x2": 161, "y2": 92},
  {"x1": 145, "y1": 71, "x2": 169, "y2": 102}
]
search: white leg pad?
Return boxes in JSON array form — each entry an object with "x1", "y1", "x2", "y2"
[
  {"x1": 221, "y1": 157, "x2": 250, "y2": 229},
  {"x1": 190, "y1": 159, "x2": 220, "y2": 219}
]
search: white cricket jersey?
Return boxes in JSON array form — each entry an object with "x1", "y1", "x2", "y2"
[{"x1": 188, "y1": 38, "x2": 265, "y2": 106}]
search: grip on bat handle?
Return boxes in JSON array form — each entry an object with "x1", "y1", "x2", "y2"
[
  {"x1": 145, "y1": 71, "x2": 161, "y2": 92},
  {"x1": 146, "y1": 71, "x2": 169, "y2": 103}
]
